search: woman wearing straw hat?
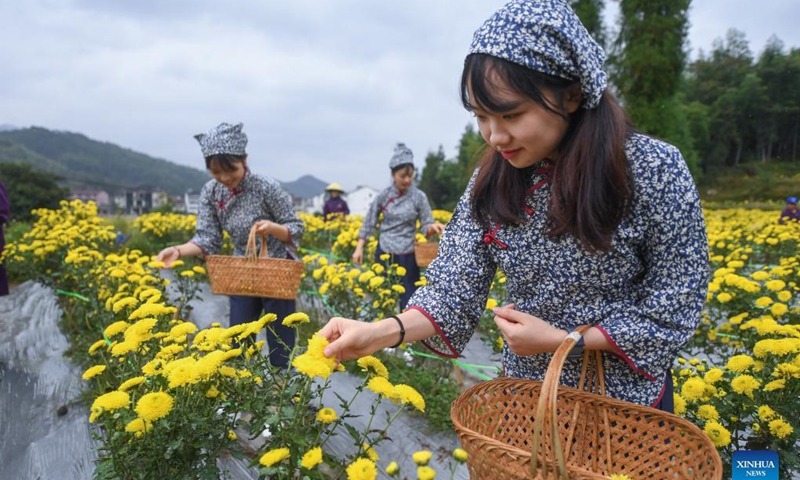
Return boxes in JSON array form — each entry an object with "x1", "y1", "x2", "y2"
[
  {"x1": 321, "y1": 0, "x2": 708, "y2": 412},
  {"x1": 352, "y1": 143, "x2": 444, "y2": 310},
  {"x1": 322, "y1": 182, "x2": 350, "y2": 219},
  {"x1": 156, "y1": 122, "x2": 304, "y2": 369}
]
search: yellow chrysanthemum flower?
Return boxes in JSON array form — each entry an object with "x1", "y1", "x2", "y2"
[
  {"x1": 362, "y1": 443, "x2": 379, "y2": 462},
  {"x1": 227, "y1": 430, "x2": 237, "y2": 441},
  {"x1": 765, "y1": 279, "x2": 786, "y2": 291},
  {"x1": 673, "y1": 394, "x2": 687, "y2": 416},
  {"x1": 113, "y1": 297, "x2": 138, "y2": 313},
  {"x1": 135, "y1": 391, "x2": 174, "y2": 422},
  {"x1": 751, "y1": 271, "x2": 770, "y2": 281},
  {"x1": 703, "y1": 368, "x2": 724, "y2": 385},
  {"x1": 386, "y1": 461, "x2": 400, "y2": 477},
  {"x1": 357, "y1": 356, "x2": 389, "y2": 378},
  {"x1": 716, "y1": 292, "x2": 732, "y2": 303},
  {"x1": 770, "y1": 302, "x2": 788, "y2": 317},
  {"x1": 316, "y1": 407, "x2": 338, "y2": 424},
  {"x1": 104, "y1": 321, "x2": 130, "y2": 338},
  {"x1": 282, "y1": 312, "x2": 311, "y2": 327},
  {"x1": 731, "y1": 375, "x2": 761, "y2": 398},
  {"x1": 412, "y1": 450, "x2": 432, "y2": 466},
  {"x1": 768, "y1": 419, "x2": 793, "y2": 439},
  {"x1": 777, "y1": 290, "x2": 792, "y2": 302},
  {"x1": 703, "y1": 420, "x2": 731, "y2": 447},
  {"x1": 367, "y1": 376, "x2": 396, "y2": 400},
  {"x1": 90, "y1": 390, "x2": 130, "y2": 422},
  {"x1": 754, "y1": 296, "x2": 773, "y2": 308},
  {"x1": 301, "y1": 447, "x2": 323, "y2": 469},
  {"x1": 125, "y1": 417, "x2": 152, "y2": 434},
  {"x1": 764, "y1": 379, "x2": 785, "y2": 391},
  {"x1": 608, "y1": 475, "x2": 635, "y2": 480},
  {"x1": 696, "y1": 405, "x2": 719, "y2": 421},
  {"x1": 82, "y1": 365, "x2": 106, "y2": 380},
  {"x1": 680, "y1": 377, "x2": 707, "y2": 401},
  {"x1": 725, "y1": 355, "x2": 754, "y2": 373},
  {"x1": 259, "y1": 447, "x2": 291, "y2": 467},
  {"x1": 394, "y1": 384, "x2": 425, "y2": 412},
  {"x1": 119, "y1": 376, "x2": 146, "y2": 392},
  {"x1": 88, "y1": 339, "x2": 108, "y2": 354},
  {"x1": 417, "y1": 466, "x2": 436, "y2": 480},
  {"x1": 291, "y1": 334, "x2": 337, "y2": 379},
  {"x1": 758, "y1": 405, "x2": 777, "y2": 421},
  {"x1": 345, "y1": 458, "x2": 377, "y2": 480},
  {"x1": 453, "y1": 448, "x2": 468, "y2": 463}
]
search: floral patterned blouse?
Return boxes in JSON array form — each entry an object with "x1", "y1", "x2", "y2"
[
  {"x1": 407, "y1": 133, "x2": 709, "y2": 406},
  {"x1": 358, "y1": 185, "x2": 435, "y2": 255},
  {"x1": 190, "y1": 170, "x2": 304, "y2": 259}
]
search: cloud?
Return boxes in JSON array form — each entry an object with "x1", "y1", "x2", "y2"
[{"x1": 2, "y1": 0, "x2": 799, "y2": 191}]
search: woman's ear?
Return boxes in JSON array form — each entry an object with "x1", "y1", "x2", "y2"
[{"x1": 565, "y1": 85, "x2": 583, "y2": 114}]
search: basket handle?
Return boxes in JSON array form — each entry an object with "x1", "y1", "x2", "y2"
[
  {"x1": 530, "y1": 325, "x2": 603, "y2": 479},
  {"x1": 245, "y1": 225, "x2": 270, "y2": 261}
]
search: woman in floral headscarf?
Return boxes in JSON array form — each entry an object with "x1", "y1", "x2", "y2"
[
  {"x1": 352, "y1": 143, "x2": 444, "y2": 310},
  {"x1": 321, "y1": 0, "x2": 707, "y2": 412},
  {"x1": 156, "y1": 123, "x2": 304, "y2": 369}
]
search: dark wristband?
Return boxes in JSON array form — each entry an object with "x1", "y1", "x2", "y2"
[
  {"x1": 568, "y1": 333, "x2": 585, "y2": 358},
  {"x1": 389, "y1": 315, "x2": 405, "y2": 348}
]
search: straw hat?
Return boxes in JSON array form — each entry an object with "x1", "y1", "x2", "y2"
[{"x1": 325, "y1": 182, "x2": 345, "y2": 193}]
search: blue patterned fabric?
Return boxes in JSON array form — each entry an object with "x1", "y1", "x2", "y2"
[
  {"x1": 469, "y1": 0, "x2": 607, "y2": 109},
  {"x1": 359, "y1": 185, "x2": 435, "y2": 255},
  {"x1": 407, "y1": 133, "x2": 709, "y2": 406},
  {"x1": 190, "y1": 170, "x2": 304, "y2": 259},
  {"x1": 389, "y1": 143, "x2": 414, "y2": 170},
  {"x1": 194, "y1": 122, "x2": 248, "y2": 158}
]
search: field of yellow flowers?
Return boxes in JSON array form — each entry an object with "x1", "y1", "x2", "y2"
[{"x1": 2, "y1": 201, "x2": 799, "y2": 479}]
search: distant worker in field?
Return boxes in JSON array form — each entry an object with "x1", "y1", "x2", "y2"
[
  {"x1": 155, "y1": 122, "x2": 304, "y2": 369},
  {"x1": 0, "y1": 180, "x2": 9, "y2": 296},
  {"x1": 322, "y1": 182, "x2": 350, "y2": 219},
  {"x1": 779, "y1": 196, "x2": 800, "y2": 224},
  {"x1": 352, "y1": 143, "x2": 445, "y2": 310}
]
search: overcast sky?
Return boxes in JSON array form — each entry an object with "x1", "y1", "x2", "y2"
[{"x1": 2, "y1": 0, "x2": 799, "y2": 191}]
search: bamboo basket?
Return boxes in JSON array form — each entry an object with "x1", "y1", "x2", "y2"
[
  {"x1": 414, "y1": 241, "x2": 439, "y2": 268},
  {"x1": 451, "y1": 326, "x2": 723, "y2": 480},
  {"x1": 206, "y1": 225, "x2": 304, "y2": 300}
]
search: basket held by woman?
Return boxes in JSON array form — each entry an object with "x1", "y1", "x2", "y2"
[{"x1": 451, "y1": 326, "x2": 723, "y2": 480}]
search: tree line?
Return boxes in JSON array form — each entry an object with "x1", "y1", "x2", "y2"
[{"x1": 421, "y1": 0, "x2": 800, "y2": 210}]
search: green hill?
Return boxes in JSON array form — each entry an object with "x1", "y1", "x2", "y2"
[
  {"x1": 699, "y1": 161, "x2": 800, "y2": 204},
  {"x1": 0, "y1": 127, "x2": 210, "y2": 196}
]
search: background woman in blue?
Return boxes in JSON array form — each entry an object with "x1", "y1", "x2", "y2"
[
  {"x1": 156, "y1": 123, "x2": 304, "y2": 368},
  {"x1": 321, "y1": 0, "x2": 708, "y2": 412},
  {"x1": 322, "y1": 182, "x2": 350, "y2": 219},
  {"x1": 352, "y1": 143, "x2": 444, "y2": 310}
]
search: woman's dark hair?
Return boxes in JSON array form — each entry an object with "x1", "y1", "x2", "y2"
[
  {"x1": 461, "y1": 54, "x2": 632, "y2": 253},
  {"x1": 391, "y1": 164, "x2": 415, "y2": 176},
  {"x1": 205, "y1": 154, "x2": 247, "y2": 171}
]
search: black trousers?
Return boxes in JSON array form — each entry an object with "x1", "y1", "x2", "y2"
[{"x1": 229, "y1": 296, "x2": 296, "y2": 369}]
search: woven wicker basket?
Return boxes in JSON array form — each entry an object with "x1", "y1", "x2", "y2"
[
  {"x1": 451, "y1": 326, "x2": 723, "y2": 480},
  {"x1": 206, "y1": 226, "x2": 304, "y2": 300},
  {"x1": 414, "y1": 241, "x2": 439, "y2": 267}
]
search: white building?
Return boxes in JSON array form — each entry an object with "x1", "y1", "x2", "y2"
[
  {"x1": 70, "y1": 189, "x2": 112, "y2": 215},
  {"x1": 347, "y1": 185, "x2": 379, "y2": 216},
  {"x1": 184, "y1": 191, "x2": 201, "y2": 215}
]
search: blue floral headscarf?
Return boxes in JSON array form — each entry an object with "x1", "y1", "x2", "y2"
[
  {"x1": 194, "y1": 122, "x2": 248, "y2": 158},
  {"x1": 469, "y1": 0, "x2": 607, "y2": 109},
  {"x1": 389, "y1": 143, "x2": 414, "y2": 170}
]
